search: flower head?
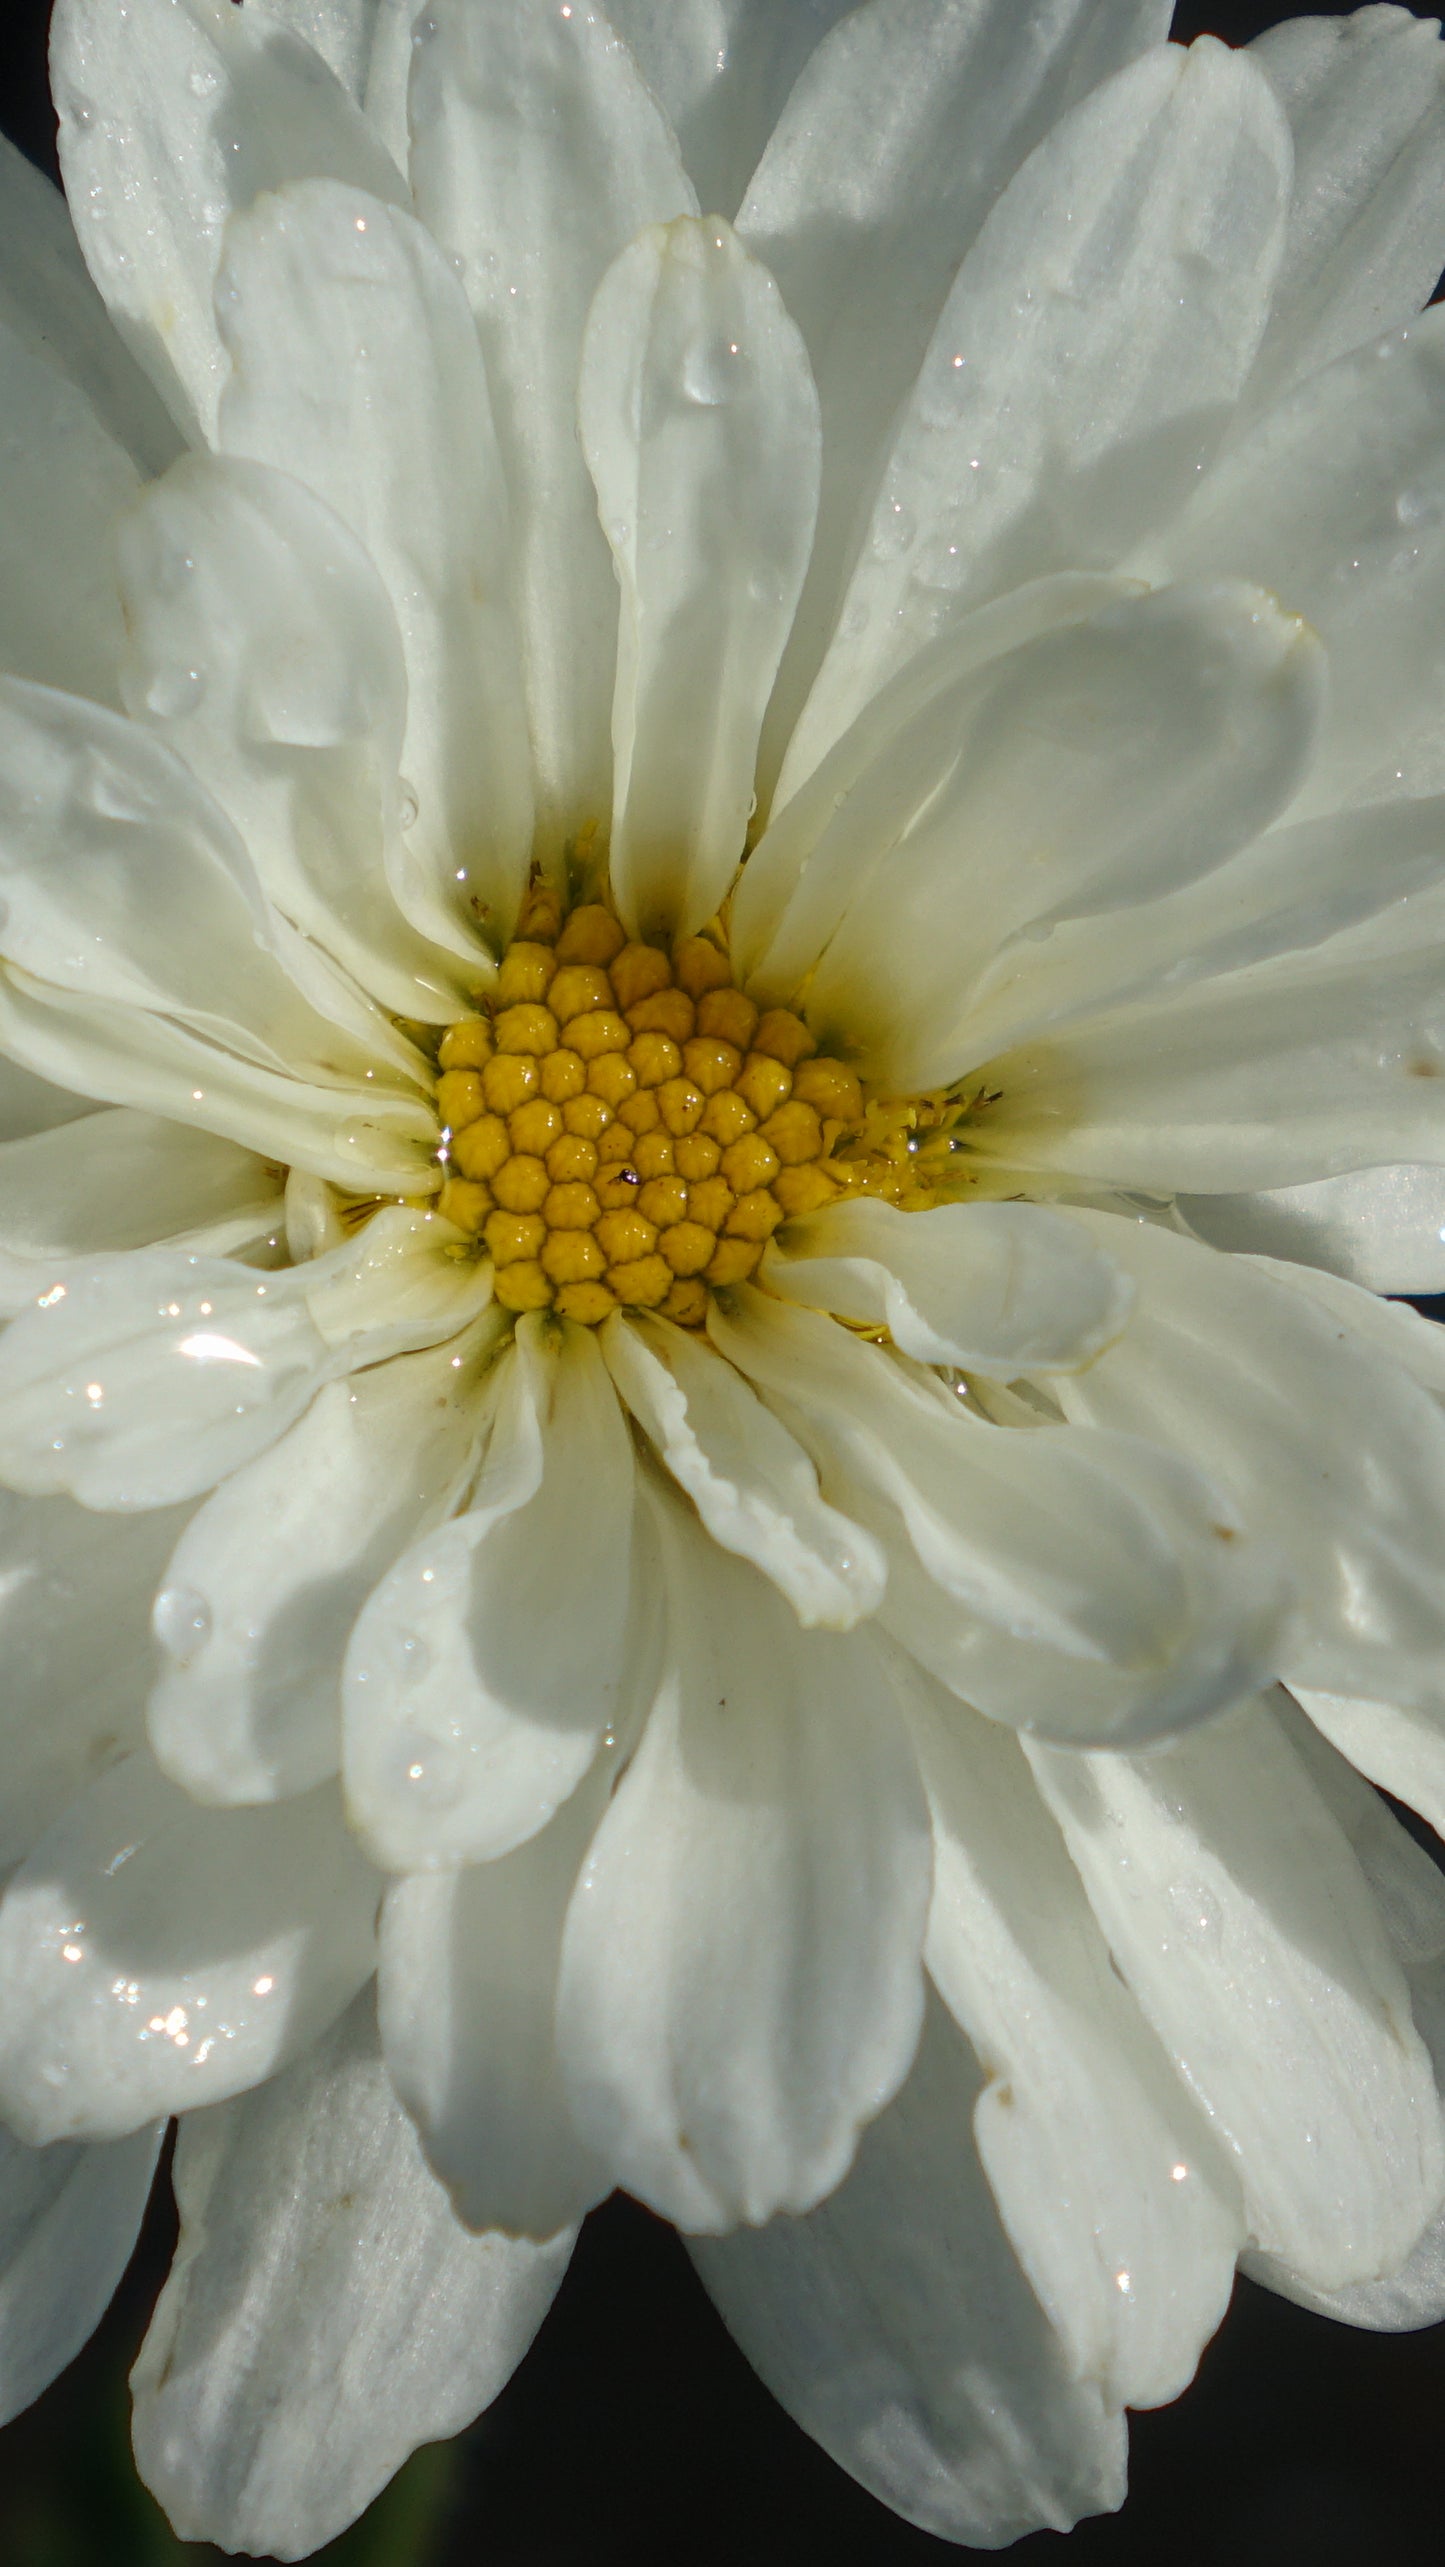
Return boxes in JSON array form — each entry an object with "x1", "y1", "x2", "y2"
[{"x1": 1, "y1": 0, "x2": 1445, "y2": 2553}]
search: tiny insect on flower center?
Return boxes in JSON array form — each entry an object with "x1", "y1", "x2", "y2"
[{"x1": 433, "y1": 891, "x2": 958, "y2": 1327}]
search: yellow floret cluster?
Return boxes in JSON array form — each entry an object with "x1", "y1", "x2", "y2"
[{"x1": 434, "y1": 897, "x2": 872, "y2": 1327}]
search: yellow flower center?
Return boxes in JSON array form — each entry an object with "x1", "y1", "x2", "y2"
[{"x1": 433, "y1": 891, "x2": 959, "y2": 1327}]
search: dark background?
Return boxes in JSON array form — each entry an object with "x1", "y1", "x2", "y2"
[{"x1": 2, "y1": 2, "x2": 1445, "y2": 2561}]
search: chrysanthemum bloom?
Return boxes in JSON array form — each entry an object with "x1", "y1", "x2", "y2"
[{"x1": 2, "y1": 0, "x2": 1445, "y2": 2550}]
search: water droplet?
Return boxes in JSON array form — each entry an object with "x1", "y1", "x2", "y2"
[
  {"x1": 154, "y1": 1585, "x2": 213, "y2": 1666},
  {"x1": 397, "y1": 780, "x2": 420, "y2": 829},
  {"x1": 187, "y1": 65, "x2": 220, "y2": 98},
  {"x1": 389, "y1": 1627, "x2": 431, "y2": 1679},
  {"x1": 679, "y1": 334, "x2": 744, "y2": 408},
  {"x1": 1167, "y1": 1879, "x2": 1222, "y2": 1944},
  {"x1": 873, "y1": 497, "x2": 915, "y2": 558},
  {"x1": 145, "y1": 666, "x2": 206, "y2": 720}
]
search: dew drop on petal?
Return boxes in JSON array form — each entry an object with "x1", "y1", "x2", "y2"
[{"x1": 153, "y1": 1585, "x2": 213, "y2": 1667}]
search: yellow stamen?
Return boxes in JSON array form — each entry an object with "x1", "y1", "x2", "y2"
[{"x1": 436, "y1": 897, "x2": 965, "y2": 1325}]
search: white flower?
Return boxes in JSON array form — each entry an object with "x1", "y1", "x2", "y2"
[{"x1": 0, "y1": 0, "x2": 1444, "y2": 2552}]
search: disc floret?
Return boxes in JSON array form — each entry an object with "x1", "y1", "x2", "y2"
[{"x1": 434, "y1": 896, "x2": 892, "y2": 1326}]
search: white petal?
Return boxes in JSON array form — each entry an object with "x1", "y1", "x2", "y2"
[
  {"x1": 0, "y1": 320, "x2": 138, "y2": 708},
  {"x1": 986, "y1": 937, "x2": 1445, "y2": 1194},
  {"x1": 607, "y1": 0, "x2": 860, "y2": 219},
  {"x1": 0, "y1": 1249, "x2": 336, "y2": 1509},
  {"x1": 709, "y1": 1289, "x2": 1289, "y2": 1748},
  {"x1": 1028, "y1": 1693, "x2": 1445, "y2": 2288},
  {"x1": 733, "y1": 571, "x2": 1134, "y2": 998},
  {"x1": 1181, "y1": 1165, "x2": 1445, "y2": 1298},
  {"x1": 796, "y1": 581, "x2": 1324, "y2": 1092},
  {"x1": 1157, "y1": 308, "x2": 1445, "y2": 810},
  {"x1": 601, "y1": 1310, "x2": 884, "y2": 1630},
  {"x1": 690, "y1": 1995, "x2": 1126, "y2": 2546},
  {"x1": 782, "y1": 37, "x2": 1290, "y2": 793},
  {"x1": 0, "y1": 675, "x2": 422, "y2": 1089},
  {"x1": 1295, "y1": 1689, "x2": 1445, "y2": 1852},
  {"x1": 740, "y1": 0, "x2": 1174, "y2": 799},
  {"x1": 905, "y1": 1666, "x2": 1242, "y2": 2411},
  {"x1": 408, "y1": 0, "x2": 695, "y2": 856},
  {"x1": 0, "y1": 1486, "x2": 193, "y2": 1871},
  {"x1": 1250, "y1": 7, "x2": 1445, "y2": 402},
  {"x1": 556, "y1": 1486, "x2": 931, "y2": 2233},
  {"x1": 1055, "y1": 1215, "x2": 1445, "y2": 1721},
  {"x1": 0, "y1": 1754, "x2": 377, "y2": 2144},
  {"x1": 0, "y1": 2123, "x2": 162, "y2": 2425},
  {"x1": 344, "y1": 1319, "x2": 639, "y2": 1870},
  {"x1": 117, "y1": 455, "x2": 468, "y2": 1023},
  {"x1": 52, "y1": 0, "x2": 406, "y2": 444},
  {"x1": 0, "y1": 962, "x2": 437, "y2": 1193},
  {"x1": 149, "y1": 1321, "x2": 503, "y2": 1806},
  {"x1": 763, "y1": 1198, "x2": 1134, "y2": 1376},
  {"x1": 132, "y1": 1988, "x2": 571, "y2": 2562},
  {"x1": 218, "y1": 180, "x2": 532, "y2": 958},
  {"x1": 0, "y1": 131, "x2": 180, "y2": 475},
  {"x1": 580, "y1": 216, "x2": 820, "y2": 939},
  {"x1": 0, "y1": 1211, "x2": 485, "y2": 1511},
  {"x1": 955, "y1": 789, "x2": 1445, "y2": 1075},
  {"x1": 0, "y1": 1058, "x2": 92, "y2": 1149},
  {"x1": 380, "y1": 1773, "x2": 613, "y2": 2242},
  {"x1": 0, "y1": 1111, "x2": 280, "y2": 1260},
  {"x1": 1243, "y1": 1701, "x2": 1445, "y2": 2331},
  {"x1": 259, "y1": 0, "x2": 406, "y2": 145}
]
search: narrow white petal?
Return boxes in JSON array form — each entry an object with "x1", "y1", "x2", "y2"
[
  {"x1": 380, "y1": 1773, "x2": 613, "y2": 2242},
  {"x1": 782, "y1": 37, "x2": 1290, "y2": 792},
  {"x1": 344, "y1": 1319, "x2": 639, "y2": 1870},
  {"x1": 0, "y1": 963, "x2": 436, "y2": 1194},
  {"x1": 1055, "y1": 1216, "x2": 1445, "y2": 1721},
  {"x1": 1250, "y1": 8, "x2": 1445, "y2": 402},
  {"x1": 0, "y1": 1486, "x2": 193, "y2": 1870},
  {"x1": 51, "y1": 0, "x2": 406, "y2": 443},
  {"x1": 1157, "y1": 308, "x2": 1445, "y2": 810},
  {"x1": 0, "y1": 1755, "x2": 377, "y2": 2144},
  {"x1": 132, "y1": 1990, "x2": 571, "y2": 2562},
  {"x1": 580, "y1": 216, "x2": 820, "y2": 939},
  {"x1": 906, "y1": 1668, "x2": 1242, "y2": 2411},
  {"x1": 691, "y1": 1996, "x2": 1126, "y2": 2546},
  {"x1": 409, "y1": 0, "x2": 695, "y2": 856},
  {"x1": 797, "y1": 581, "x2": 1323, "y2": 1091},
  {"x1": 1028, "y1": 1694, "x2": 1445, "y2": 2288},
  {"x1": 0, "y1": 2124, "x2": 162, "y2": 2425},
  {"x1": 601, "y1": 1311, "x2": 884, "y2": 1629},
  {"x1": 955, "y1": 791, "x2": 1445, "y2": 1077},
  {"x1": 218, "y1": 181, "x2": 533, "y2": 957},
  {"x1": 117, "y1": 455, "x2": 468, "y2": 1023},
  {"x1": 740, "y1": 0, "x2": 1174, "y2": 799},
  {"x1": 0, "y1": 675, "x2": 420, "y2": 1089},
  {"x1": 733, "y1": 572, "x2": 1133, "y2": 998},
  {"x1": 149, "y1": 1321, "x2": 502, "y2": 1806},
  {"x1": 764, "y1": 1199, "x2": 1134, "y2": 1376},
  {"x1": 556, "y1": 1487, "x2": 931, "y2": 2233},
  {"x1": 984, "y1": 940, "x2": 1445, "y2": 1195},
  {"x1": 710, "y1": 1289, "x2": 1289, "y2": 1748},
  {"x1": 0, "y1": 131, "x2": 180, "y2": 475}
]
